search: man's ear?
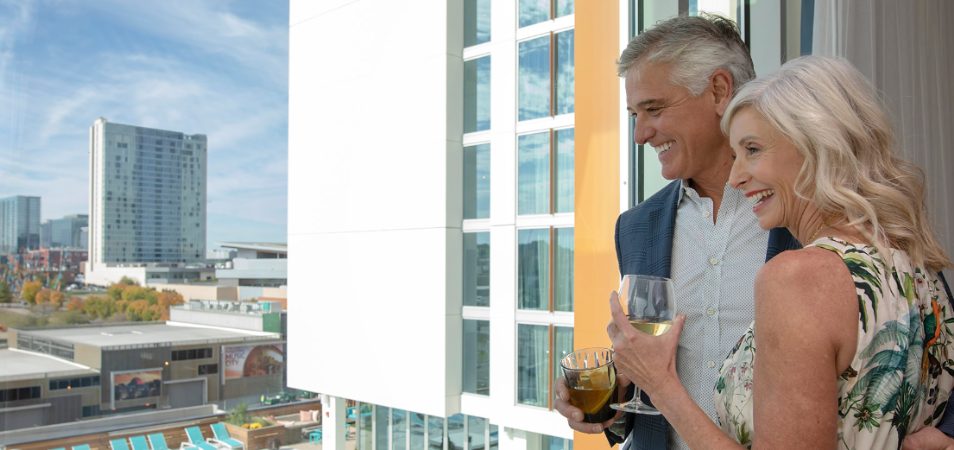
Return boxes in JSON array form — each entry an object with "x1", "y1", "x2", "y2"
[{"x1": 711, "y1": 68, "x2": 733, "y2": 116}]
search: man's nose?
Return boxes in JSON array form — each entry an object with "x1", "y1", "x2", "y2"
[{"x1": 633, "y1": 118, "x2": 653, "y2": 145}]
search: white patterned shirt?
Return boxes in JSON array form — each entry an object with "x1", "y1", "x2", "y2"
[{"x1": 667, "y1": 181, "x2": 768, "y2": 450}]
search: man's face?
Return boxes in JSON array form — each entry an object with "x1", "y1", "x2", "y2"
[{"x1": 625, "y1": 62, "x2": 730, "y2": 182}]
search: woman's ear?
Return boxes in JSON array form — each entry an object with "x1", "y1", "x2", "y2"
[{"x1": 711, "y1": 68, "x2": 733, "y2": 116}]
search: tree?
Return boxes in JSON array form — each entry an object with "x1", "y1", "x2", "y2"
[
  {"x1": 157, "y1": 290, "x2": 184, "y2": 320},
  {"x1": 82, "y1": 295, "x2": 116, "y2": 319},
  {"x1": 66, "y1": 297, "x2": 84, "y2": 312},
  {"x1": 34, "y1": 288, "x2": 51, "y2": 305},
  {"x1": 0, "y1": 281, "x2": 12, "y2": 303},
  {"x1": 49, "y1": 290, "x2": 65, "y2": 310},
  {"x1": 20, "y1": 280, "x2": 42, "y2": 304}
]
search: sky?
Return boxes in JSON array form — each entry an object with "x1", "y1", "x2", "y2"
[{"x1": 0, "y1": 0, "x2": 289, "y2": 250}]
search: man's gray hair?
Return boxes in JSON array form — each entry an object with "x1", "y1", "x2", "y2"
[{"x1": 617, "y1": 14, "x2": 754, "y2": 95}]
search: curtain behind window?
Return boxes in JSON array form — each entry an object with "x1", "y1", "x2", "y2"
[{"x1": 813, "y1": 0, "x2": 954, "y2": 281}]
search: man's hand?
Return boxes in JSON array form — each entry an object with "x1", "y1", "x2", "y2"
[
  {"x1": 902, "y1": 426, "x2": 954, "y2": 450},
  {"x1": 554, "y1": 376, "x2": 625, "y2": 433}
]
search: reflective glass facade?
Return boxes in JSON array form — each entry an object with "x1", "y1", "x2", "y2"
[
  {"x1": 463, "y1": 319, "x2": 490, "y2": 395},
  {"x1": 463, "y1": 143, "x2": 490, "y2": 219},
  {"x1": 90, "y1": 119, "x2": 206, "y2": 264},
  {"x1": 464, "y1": 57, "x2": 491, "y2": 133}
]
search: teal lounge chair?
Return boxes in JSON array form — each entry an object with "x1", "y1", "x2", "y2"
[
  {"x1": 147, "y1": 433, "x2": 171, "y2": 450},
  {"x1": 49, "y1": 448, "x2": 66, "y2": 450},
  {"x1": 72, "y1": 446, "x2": 92, "y2": 450},
  {"x1": 209, "y1": 423, "x2": 244, "y2": 449},
  {"x1": 183, "y1": 426, "x2": 218, "y2": 450},
  {"x1": 110, "y1": 438, "x2": 131, "y2": 450},
  {"x1": 129, "y1": 435, "x2": 150, "y2": 450}
]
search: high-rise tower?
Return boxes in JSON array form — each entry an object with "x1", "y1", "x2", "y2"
[{"x1": 88, "y1": 118, "x2": 206, "y2": 271}]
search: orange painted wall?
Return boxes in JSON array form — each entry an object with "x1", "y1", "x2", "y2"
[{"x1": 574, "y1": 1, "x2": 622, "y2": 447}]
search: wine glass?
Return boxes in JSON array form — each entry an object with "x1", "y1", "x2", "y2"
[
  {"x1": 560, "y1": 348, "x2": 618, "y2": 423},
  {"x1": 610, "y1": 274, "x2": 676, "y2": 415}
]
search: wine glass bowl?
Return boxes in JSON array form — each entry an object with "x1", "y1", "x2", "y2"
[
  {"x1": 610, "y1": 274, "x2": 676, "y2": 415},
  {"x1": 560, "y1": 347, "x2": 618, "y2": 423}
]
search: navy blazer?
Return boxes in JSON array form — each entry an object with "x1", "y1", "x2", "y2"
[{"x1": 610, "y1": 180, "x2": 800, "y2": 450}]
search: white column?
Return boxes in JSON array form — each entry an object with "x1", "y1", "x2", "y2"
[{"x1": 321, "y1": 394, "x2": 347, "y2": 450}]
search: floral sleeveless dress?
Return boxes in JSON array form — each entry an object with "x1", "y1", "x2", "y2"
[{"x1": 713, "y1": 237, "x2": 954, "y2": 448}]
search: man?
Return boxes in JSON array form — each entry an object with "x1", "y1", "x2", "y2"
[
  {"x1": 556, "y1": 13, "x2": 954, "y2": 450},
  {"x1": 554, "y1": 15, "x2": 799, "y2": 450}
]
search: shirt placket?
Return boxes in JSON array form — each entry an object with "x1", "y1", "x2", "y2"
[{"x1": 700, "y1": 196, "x2": 733, "y2": 384}]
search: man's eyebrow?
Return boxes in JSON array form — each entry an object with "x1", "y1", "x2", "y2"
[{"x1": 635, "y1": 99, "x2": 663, "y2": 109}]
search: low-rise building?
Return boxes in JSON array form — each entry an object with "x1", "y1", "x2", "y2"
[{"x1": 3, "y1": 322, "x2": 284, "y2": 431}]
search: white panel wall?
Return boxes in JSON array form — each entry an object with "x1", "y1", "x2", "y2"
[{"x1": 288, "y1": 0, "x2": 462, "y2": 417}]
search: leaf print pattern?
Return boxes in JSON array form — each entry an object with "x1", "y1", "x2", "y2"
[{"x1": 714, "y1": 237, "x2": 954, "y2": 449}]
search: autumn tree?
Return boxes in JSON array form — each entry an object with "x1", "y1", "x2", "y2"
[
  {"x1": 34, "y1": 288, "x2": 51, "y2": 305},
  {"x1": 157, "y1": 290, "x2": 184, "y2": 320},
  {"x1": 66, "y1": 297, "x2": 84, "y2": 312},
  {"x1": 49, "y1": 290, "x2": 65, "y2": 310},
  {"x1": 82, "y1": 295, "x2": 116, "y2": 319},
  {"x1": 20, "y1": 280, "x2": 42, "y2": 304}
]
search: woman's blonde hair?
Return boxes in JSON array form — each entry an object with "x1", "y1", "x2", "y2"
[{"x1": 722, "y1": 55, "x2": 950, "y2": 271}]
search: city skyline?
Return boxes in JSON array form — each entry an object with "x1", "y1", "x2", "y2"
[{"x1": 0, "y1": 1, "x2": 289, "y2": 248}]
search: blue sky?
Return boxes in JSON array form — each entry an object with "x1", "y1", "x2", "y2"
[{"x1": 0, "y1": 1, "x2": 288, "y2": 249}]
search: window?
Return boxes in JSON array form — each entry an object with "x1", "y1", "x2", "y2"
[
  {"x1": 464, "y1": 0, "x2": 491, "y2": 46},
  {"x1": 410, "y1": 413, "x2": 425, "y2": 449},
  {"x1": 463, "y1": 143, "x2": 490, "y2": 219},
  {"x1": 463, "y1": 232, "x2": 490, "y2": 307},
  {"x1": 463, "y1": 319, "x2": 490, "y2": 395},
  {"x1": 517, "y1": 324, "x2": 548, "y2": 406},
  {"x1": 198, "y1": 363, "x2": 218, "y2": 375},
  {"x1": 518, "y1": 128, "x2": 574, "y2": 215},
  {"x1": 517, "y1": 132, "x2": 549, "y2": 215},
  {"x1": 553, "y1": 227, "x2": 574, "y2": 312},
  {"x1": 519, "y1": 0, "x2": 574, "y2": 28},
  {"x1": 517, "y1": 228, "x2": 548, "y2": 310},
  {"x1": 448, "y1": 414, "x2": 465, "y2": 450},
  {"x1": 376, "y1": 405, "x2": 389, "y2": 449},
  {"x1": 392, "y1": 409, "x2": 407, "y2": 450},
  {"x1": 464, "y1": 57, "x2": 491, "y2": 133},
  {"x1": 517, "y1": 325, "x2": 572, "y2": 408},
  {"x1": 518, "y1": 36, "x2": 550, "y2": 121},
  {"x1": 468, "y1": 416, "x2": 487, "y2": 450},
  {"x1": 518, "y1": 227, "x2": 573, "y2": 311},
  {"x1": 359, "y1": 403, "x2": 372, "y2": 450},
  {"x1": 428, "y1": 416, "x2": 444, "y2": 450}
]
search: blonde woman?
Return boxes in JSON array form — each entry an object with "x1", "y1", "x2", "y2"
[{"x1": 608, "y1": 55, "x2": 954, "y2": 449}]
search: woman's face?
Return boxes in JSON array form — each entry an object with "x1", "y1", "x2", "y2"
[{"x1": 727, "y1": 107, "x2": 808, "y2": 231}]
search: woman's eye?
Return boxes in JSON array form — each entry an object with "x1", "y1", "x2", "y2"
[{"x1": 746, "y1": 146, "x2": 760, "y2": 155}]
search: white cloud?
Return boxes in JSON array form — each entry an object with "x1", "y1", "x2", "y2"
[{"x1": 0, "y1": 1, "x2": 288, "y2": 246}]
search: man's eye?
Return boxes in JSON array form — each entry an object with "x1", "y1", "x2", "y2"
[{"x1": 646, "y1": 107, "x2": 661, "y2": 116}]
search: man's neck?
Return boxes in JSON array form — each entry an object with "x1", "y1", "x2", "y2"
[{"x1": 687, "y1": 164, "x2": 732, "y2": 222}]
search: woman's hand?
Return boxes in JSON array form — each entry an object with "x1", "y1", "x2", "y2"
[{"x1": 607, "y1": 290, "x2": 686, "y2": 398}]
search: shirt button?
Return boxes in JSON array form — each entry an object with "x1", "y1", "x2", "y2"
[
  {"x1": 707, "y1": 360, "x2": 716, "y2": 369},
  {"x1": 704, "y1": 211, "x2": 711, "y2": 218},
  {"x1": 709, "y1": 257, "x2": 720, "y2": 266},
  {"x1": 706, "y1": 307, "x2": 716, "y2": 317}
]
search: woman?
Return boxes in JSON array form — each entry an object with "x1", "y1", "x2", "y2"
[{"x1": 608, "y1": 55, "x2": 954, "y2": 449}]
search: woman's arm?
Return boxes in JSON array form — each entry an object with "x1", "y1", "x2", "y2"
[
  {"x1": 608, "y1": 247, "x2": 857, "y2": 449},
  {"x1": 747, "y1": 248, "x2": 857, "y2": 448}
]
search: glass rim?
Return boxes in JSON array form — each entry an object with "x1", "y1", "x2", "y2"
[{"x1": 560, "y1": 347, "x2": 614, "y2": 371}]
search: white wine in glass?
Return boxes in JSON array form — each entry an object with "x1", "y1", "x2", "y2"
[{"x1": 610, "y1": 274, "x2": 676, "y2": 415}]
